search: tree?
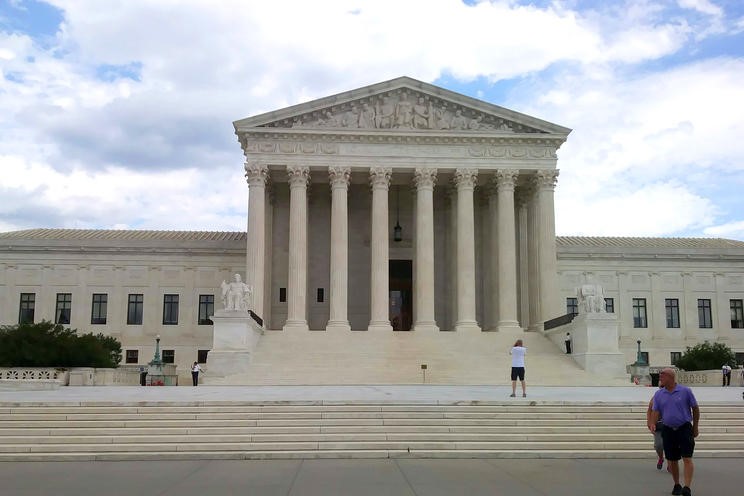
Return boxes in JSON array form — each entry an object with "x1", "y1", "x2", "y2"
[
  {"x1": 674, "y1": 341, "x2": 736, "y2": 371},
  {"x1": 0, "y1": 321, "x2": 122, "y2": 368}
]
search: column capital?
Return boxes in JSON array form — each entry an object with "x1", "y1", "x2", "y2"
[
  {"x1": 369, "y1": 167, "x2": 392, "y2": 190},
  {"x1": 453, "y1": 168, "x2": 478, "y2": 189},
  {"x1": 244, "y1": 161, "x2": 269, "y2": 186},
  {"x1": 287, "y1": 165, "x2": 310, "y2": 188},
  {"x1": 413, "y1": 167, "x2": 438, "y2": 190},
  {"x1": 533, "y1": 169, "x2": 559, "y2": 190},
  {"x1": 493, "y1": 169, "x2": 519, "y2": 191},
  {"x1": 328, "y1": 166, "x2": 351, "y2": 189}
]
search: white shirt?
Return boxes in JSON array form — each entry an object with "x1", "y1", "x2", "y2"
[
  {"x1": 510, "y1": 346, "x2": 526, "y2": 367},
  {"x1": 191, "y1": 364, "x2": 202, "y2": 373}
]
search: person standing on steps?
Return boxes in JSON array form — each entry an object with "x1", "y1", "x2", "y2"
[
  {"x1": 509, "y1": 339, "x2": 527, "y2": 397},
  {"x1": 648, "y1": 368, "x2": 699, "y2": 496},
  {"x1": 191, "y1": 361, "x2": 203, "y2": 386}
]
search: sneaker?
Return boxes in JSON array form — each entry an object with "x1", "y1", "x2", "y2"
[
  {"x1": 657, "y1": 458, "x2": 664, "y2": 470},
  {"x1": 509, "y1": 393, "x2": 516, "y2": 397},
  {"x1": 522, "y1": 393, "x2": 527, "y2": 397},
  {"x1": 672, "y1": 484, "x2": 682, "y2": 495},
  {"x1": 681, "y1": 487, "x2": 691, "y2": 496}
]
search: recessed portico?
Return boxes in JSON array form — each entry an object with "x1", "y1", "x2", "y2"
[{"x1": 236, "y1": 77, "x2": 569, "y2": 333}]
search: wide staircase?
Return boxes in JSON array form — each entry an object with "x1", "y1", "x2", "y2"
[{"x1": 1, "y1": 401, "x2": 742, "y2": 461}]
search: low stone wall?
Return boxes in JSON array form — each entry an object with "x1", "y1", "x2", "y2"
[
  {"x1": 0, "y1": 367, "x2": 70, "y2": 390},
  {"x1": 676, "y1": 369, "x2": 735, "y2": 387}
]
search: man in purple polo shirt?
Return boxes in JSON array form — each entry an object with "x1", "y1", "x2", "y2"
[{"x1": 648, "y1": 368, "x2": 700, "y2": 496}]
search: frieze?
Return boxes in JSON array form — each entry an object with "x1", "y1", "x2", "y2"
[
  {"x1": 468, "y1": 146, "x2": 556, "y2": 159},
  {"x1": 259, "y1": 89, "x2": 545, "y2": 134},
  {"x1": 245, "y1": 141, "x2": 339, "y2": 155}
]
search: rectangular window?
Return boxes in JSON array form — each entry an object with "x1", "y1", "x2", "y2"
[
  {"x1": 736, "y1": 352, "x2": 744, "y2": 367},
  {"x1": 127, "y1": 294, "x2": 144, "y2": 325},
  {"x1": 279, "y1": 287, "x2": 286, "y2": 303},
  {"x1": 665, "y1": 299, "x2": 680, "y2": 328},
  {"x1": 91, "y1": 293, "x2": 107, "y2": 325},
  {"x1": 197, "y1": 349, "x2": 209, "y2": 363},
  {"x1": 162, "y1": 349, "x2": 175, "y2": 364},
  {"x1": 19, "y1": 293, "x2": 35, "y2": 324},
  {"x1": 566, "y1": 297, "x2": 578, "y2": 316},
  {"x1": 198, "y1": 294, "x2": 214, "y2": 325},
  {"x1": 125, "y1": 350, "x2": 139, "y2": 364},
  {"x1": 730, "y1": 299, "x2": 744, "y2": 329},
  {"x1": 55, "y1": 293, "x2": 72, "y2": 325},
  {"x1": 163, "y1": 294, "x2": 179, "y2": 325},
  {"x1": 670, "y1": 352, "x2": 681, "y2": 365},
  {"x1": 697, "y1": 299, "x2": 712, "y2": 328},
  {"x1": 632, "y1": 298, "x2": 647, "y2": 328},
  {"x1": 604, "y1": 297, "x2": 614, "y2": 313},
  {"x1": 317, "y1": 288, "x2": 324, "y2": 303}
]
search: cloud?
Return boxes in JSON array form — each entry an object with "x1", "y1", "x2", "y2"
[{"x1": 1, "y1": 0, "x2": 743, "y2": 238}]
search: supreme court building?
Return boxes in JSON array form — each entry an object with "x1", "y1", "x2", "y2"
[{"x1": 1, "y1": 77, "x2": 743, "y2": 385}]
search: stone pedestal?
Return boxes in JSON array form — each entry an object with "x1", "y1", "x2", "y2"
[
  {"x1": 567, "y1": 313, "x2": 627, "y2": 378},
  {"x1": 205, "y1": 310, "x2": 264, "y2": 380}
]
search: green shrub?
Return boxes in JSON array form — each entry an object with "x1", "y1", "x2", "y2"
[
  {"x1": 674, "y1": 341, "x2": 736, "y2": 371},
  {"x1": 0, "y1": 321, "x2": 122, "y2": 368}
]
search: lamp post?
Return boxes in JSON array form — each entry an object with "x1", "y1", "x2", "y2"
[
  {"x1": 150, "y1": 334, "x2": 162, "y2": 366},
  {"x1": 636, "y1": 339, "x2": 645, "y2": 365}
]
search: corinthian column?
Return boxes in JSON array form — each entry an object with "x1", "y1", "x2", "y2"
[
  {"x1": 453, "y1": 168, "x2": 481, "y2": 332},
  {"x1": 245, "y1": 161, "x2": 268, "y2": 321},
  {"x1": 283, "y1": 165, "x2": 310, "y2": 332},
  {"x1": 533, "y1": 169, "x2": 560, "y2": 325},
  {"x1": 495, "y1": 169, "x2": 521, "y2": 331},
  {"x1": 368, "y1": 167, "x2": 393, "y2": 331},
  {"x1": 412, "y1": 168, "x2": 439, "y2": 332},
  {"x1": 326, "y1": 167, "x2": 351, "y2": 332}
]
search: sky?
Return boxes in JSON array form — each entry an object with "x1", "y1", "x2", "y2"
[{"x1": 1, "y1": 0, "x2": 744, "y2": 239}]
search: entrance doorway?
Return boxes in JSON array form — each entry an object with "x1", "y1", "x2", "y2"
[{"x1": 389, "y1": 260, "x2": 412, "y2": 331}]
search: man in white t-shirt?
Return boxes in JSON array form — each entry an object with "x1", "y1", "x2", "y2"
[{"x1": 510, "y1": 339, "x2": 527, "y2": 397}]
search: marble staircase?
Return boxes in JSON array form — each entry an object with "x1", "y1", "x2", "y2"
[
  {"x1": 1, "y1": 402, "x2": 742, "y2": 461},
  {"x1": 205, "y1": 328, "x2": 628, "y2": 385}
]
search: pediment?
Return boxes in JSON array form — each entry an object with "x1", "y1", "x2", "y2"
[{"x1": 234, "y1": 77, "x2": 571, "y2": 137}]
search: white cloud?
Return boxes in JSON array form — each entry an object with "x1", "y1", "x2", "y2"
[
  {"x1": 704, "y1": 220, "x2": 744, "y2": 239},
  {"x1": 677, "y1": 0, "x2": 723, "y2": 17}
]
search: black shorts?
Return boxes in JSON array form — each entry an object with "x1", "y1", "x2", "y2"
[
  {"x1": 511, "y1": 367, "x2": 525, "y2": 381},
  {"x1": 662, "y1": 423, "x2": 695, "y2": 461}
]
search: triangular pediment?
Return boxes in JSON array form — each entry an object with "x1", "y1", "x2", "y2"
[{"x1": 234, "y1": 77, "x2": 571, "y2": 136}]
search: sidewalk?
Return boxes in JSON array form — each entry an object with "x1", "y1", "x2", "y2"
[
  {"x1": 0, "y1": 458, "x2": 740, "y2": 496},
  {"x1": 1, "y1": 384, "x2": 742, "y2": 404}
]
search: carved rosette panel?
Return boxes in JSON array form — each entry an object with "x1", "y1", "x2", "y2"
[
  {"x1": 287, "y1": 166, "x2": 310, "y2": 188},
  {"x1": 453, "y1": 168, "x2": 478, "y2": 190},
  {"x1": 413, "y1": 168, "x2": 438, "y2": 190},
  {"x1": 533, "y1": 169, "x2": 559, "y2": 191},
  {"x1": 494, "y1": 169, "x2": 519, "y2": 192},
  {"x1": 328, "y1": 166, "x2": 351, "y2": 189},
  {"x1": 260, "y1": 89, "x2": 544, "y2": 134},
  {"x1": 244, "y1": 162, "x2": 269, "y2": 186},
  {"x1": 369, "y1": 167, "x2": 392, "y2": 190}
]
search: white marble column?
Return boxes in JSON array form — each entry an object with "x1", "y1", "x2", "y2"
[
  {"x1": 326, "y1": 167, "x2": 351, "y2": 332},
  {"x1": 447, "y1": 187, "x2": 458, "y2": 330},
  {"x1": 283, "y1": 165, "x2": 310, "y2": 332},
  {"x1": 487, "y1": 184, "x2": 499, "y2": 330},
  {"x1": 453, "y1": 168, "x2": 480, "y2": 332},
  {"x1": 368, "y1": 167, "x2": 393, "y2": 331},
  {"x1": 495, "y1": 169, "x2": 521, "y2": 331},
  {"x1": 245, "y1": 161, "x2": 269, "y2": 321},
  {"x1": 515, "y1": 188, "x2": 530, "y2": 329},
  {"x1": 533, "y1": 169, "x2": 560, "y2": 324},
  {"x1": 412, "y1": 168, "x2": 439, "y2": 332},
  {"x1": 526, "y1": 186, "x2": 541, "y2": 331}
]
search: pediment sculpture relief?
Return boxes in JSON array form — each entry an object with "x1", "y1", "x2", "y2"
[{"x1": 261, "y1": 90, "x2": 543, "y2": 133}]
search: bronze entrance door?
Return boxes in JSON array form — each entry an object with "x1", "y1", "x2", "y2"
[{"x1": 389, "y1": 260, "x2": 412, "y2": 331}]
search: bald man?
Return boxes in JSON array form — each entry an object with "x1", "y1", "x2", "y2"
[{"x1": 648, "y1": 368, "x2": 700, "y2": 496}]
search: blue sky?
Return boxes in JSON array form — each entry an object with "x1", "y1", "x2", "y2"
[{"x1": 1, "y1": 0, "x2": 744, "y2": 239}]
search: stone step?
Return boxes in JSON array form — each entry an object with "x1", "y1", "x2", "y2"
[{"x1": 2, "y1": 449, "x2": 743, "y2": 462}]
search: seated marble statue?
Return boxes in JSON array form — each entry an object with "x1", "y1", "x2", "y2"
[
  {"x1": 577, "y1": 284, "x2": 606, "y2": 314},
  {"x1": 220, "y1": 274, "x2": 253, "y2": 312}
]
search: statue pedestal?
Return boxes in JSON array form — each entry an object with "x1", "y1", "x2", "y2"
[
  {"x1": 204, "y1": 310, "x2": 263, "y2": 380},
  {"x1": 569, "y1": 313, "x2": 627, "y2": 379}
]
